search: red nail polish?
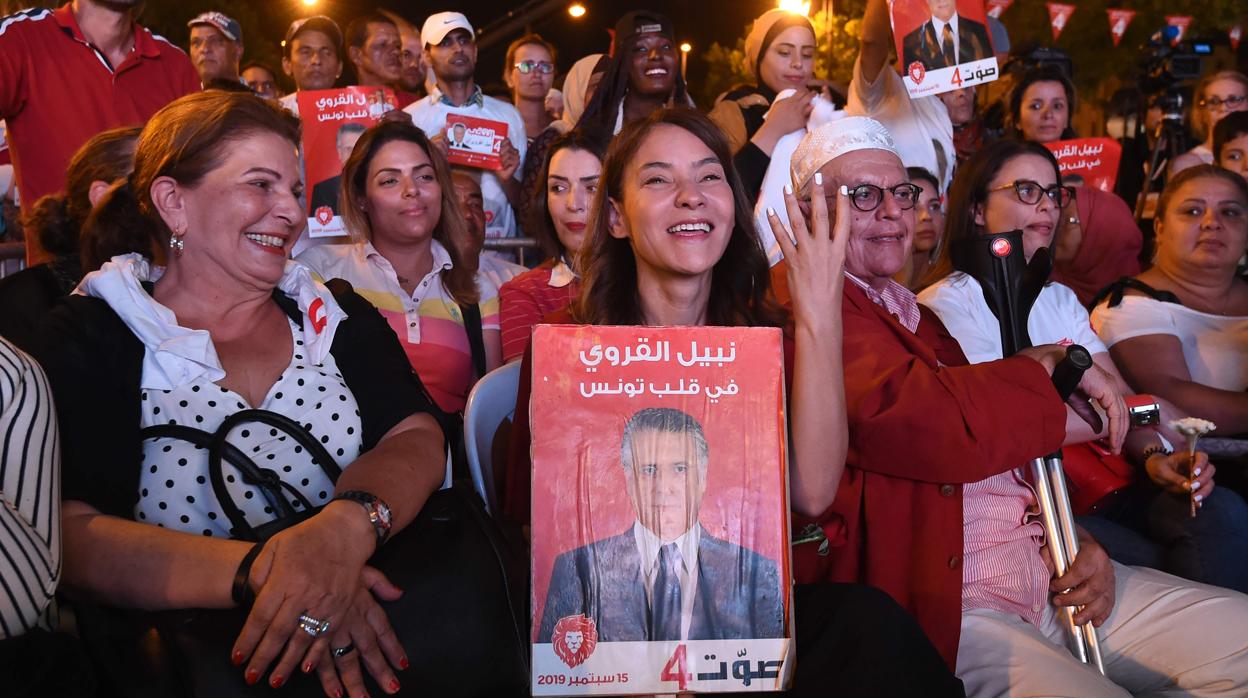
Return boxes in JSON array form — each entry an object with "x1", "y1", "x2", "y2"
[
  {"x1": 303, "y1": 661, "x2": 314, "y2": 673},
  {"x1": 271, "y1": 674, "x2": 286, "y2": 689},
  {"x1": 244, "y1": 669, "x2": 260, "y2": 685},
  {"x1": 231, "y1": 650, "x2": 244, "y2": 666},
  {"x1": 389, "y1": 678, "x2": 401, "y2": 692},
  {"x1": 334, "y1": 690, "x2": 342, "y2": 698},
  {"x1": 398, "y1": 656, "x2": 410, "y2": 670}
]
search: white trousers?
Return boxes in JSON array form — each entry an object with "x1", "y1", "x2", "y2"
[{"x1": 956, "y1": 562, "x2": 1248, "y2": 697}]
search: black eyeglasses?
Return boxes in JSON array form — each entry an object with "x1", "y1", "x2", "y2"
[
  {"x1": 514, "y1": 60, "x2": 555, "y2": 75},
  {"x1": 1198, "y1": 94, "x2": 1247, "y2": 110},
  {"x1": 988, "y1": 180, "x2": 1075, "y2": 207},
  {"x1": 828, "y1": 183, "x2": 922, "y2": 212}
]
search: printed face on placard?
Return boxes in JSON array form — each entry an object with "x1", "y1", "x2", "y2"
[
  {"x1": 624, "y1": 427, "x2": 707, "y2": 542},
  {"x1": 927, "y1": 0, "x2": 957, "y2": 22}
]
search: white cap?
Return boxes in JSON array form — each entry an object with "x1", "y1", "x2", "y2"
[
  {"x1": 790, "y1": 116, "x2": 898, "y2": 196},
  {"x1": 421, "y1": 12, "x2": 474, "y2": 46}
]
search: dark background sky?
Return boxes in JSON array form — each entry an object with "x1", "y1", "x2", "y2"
[{"x1": 252, "y1": 0, "x2": 780, "y2": 100}]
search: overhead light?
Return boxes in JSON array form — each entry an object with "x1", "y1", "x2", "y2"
[
  {"x1": 680, "y1": 42, "x2": 692, "y2": 53},
  {"x1": 568, "y1": 4, "x2": 587, "y2": 18},
  {"x1": 778, "y1": 0, "x2": 811, "y2": 15}
]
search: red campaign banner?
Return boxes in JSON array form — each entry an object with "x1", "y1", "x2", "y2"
[
  {"x1": 1045, "y1": 137, "x2": 1123, "y2": 192},
  {"x1": 986, "y1": 0, "x2": 1013, "y2": 20},
  {"x1": 443, "y1": 114, "x2": 508, "y2": 171},
  {"x1": 889, "y1": 0, "x2": 1000, "y2": 98},
  {"x1": 1165, "y1": 15, "x2": 1192, "y2": 45},
  {"x1": 297, "y1": 87, "x2": 397, "y2": 238},
  {"x1": 529, "y1": 325, "x2": 795, "y2": 695},
  {"x1": 1107, "y1": 9, "x2": 1135, "y2": 47},
  {"x1": 1230, "y1": 24, "x2": 1242, "y2": 51},
  {"x1": 1046, "y1": 3, "x2": 1075, "y2": 41}
]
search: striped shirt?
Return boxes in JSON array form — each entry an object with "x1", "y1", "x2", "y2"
[
  {"x1": 297, "y1": 240, "x2": 499, "y2": 413},
  {"x1": 854, "y1": 271, "x2": 1048, "y2": 626},
  {"x1": 0, "y1": 336, "x2": 60, "y2": 638},
  {"x1": 499, "y1": 259, "x2": 579, "y2": 362}
]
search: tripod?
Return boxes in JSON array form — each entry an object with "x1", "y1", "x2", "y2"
[{"x1": 1133, "y1": 115, "x2": 1187, "y2": 223}]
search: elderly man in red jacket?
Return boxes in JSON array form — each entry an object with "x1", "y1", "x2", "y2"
[{"x1": 771, "y1": 115, "x2": 1248, "y2": 695}]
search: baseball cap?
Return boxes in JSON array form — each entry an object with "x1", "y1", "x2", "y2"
[
  {"x1": 188, "y1": 12, "x2": 242, "y2": 43},
  {"x1": 283, "y1": 15, "x2": 344, "y2": 57},
  {"x1": 421, "y1": 12, "x2": 474, "y2": 47},
  {"x1": 612, "y1": 10, "x2": 674, "y2": 53}
]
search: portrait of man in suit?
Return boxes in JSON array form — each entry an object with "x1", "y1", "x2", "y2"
[
  {"x1": 447, "y1": 121, "x2": 468, "y2": 148},
  {"x1": 901, "y1": 0, "x2": 993, "y2": 71},
  {"x1": 309, "y1": 121, "x2": 367, "y2": 214},
  {"x1": 537, "y1": 407, "x2": 785, "y2": 643}
]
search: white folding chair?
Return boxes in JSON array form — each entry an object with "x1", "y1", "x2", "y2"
[{"x1": 463, "y1": 361, "x2": 522, "y2": 515}]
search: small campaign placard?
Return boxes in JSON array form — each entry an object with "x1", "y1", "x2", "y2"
[
  {"x1": 297, "y1": 87, "x2": 397, "y2": 238},
  {"x1": 890, "y1": 0, "x2": 1000, "y2": 97},
  {"x1": 1045, "y1": 138, "x2": 1123, "y2": 192},
  {"x1": 529, "y1": 325, "x2": 795, "y2": 695},
  {"x1": 444, "y1": 114, "x2": 509, "y2": 170}
]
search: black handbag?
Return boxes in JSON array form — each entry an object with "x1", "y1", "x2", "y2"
[{"x1": 73, "y1": 409, "x2": 529, "y2": 697}]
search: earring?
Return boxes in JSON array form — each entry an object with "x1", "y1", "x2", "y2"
[{"x1": 169, "y1": 226, "x2": 185, "y2": 258}]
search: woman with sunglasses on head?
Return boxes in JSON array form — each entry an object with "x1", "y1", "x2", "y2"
[
  {"x1": 503, "y1": 34, "x2": 559, "y2": 145},
  {"x1": 1171, "y1": 71, "x2": 1248, "y2": 175},
  {"x1": 1007, "y1": 66, "x2": 1142, "y2": 305},
  {"x1": 918, "y1": 139, "x2": 1248, "y2": 593}
]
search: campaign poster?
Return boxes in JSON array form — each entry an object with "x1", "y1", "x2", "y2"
[
  {"x1": 1045, "y1": 138, "x2": 1123, "y2": 192},
  {"x1": 444, "y1": 114, "x2": 508, "y2": 171},
  {"x1": 297, "y1": 87, "x2": 397, "y2": 238},
  {"x1": 890, "y1": 0, "x2": 999, "y2": 97},
  {"x1": 529, "y1": 325, "x2": 794, "y2": 696}
]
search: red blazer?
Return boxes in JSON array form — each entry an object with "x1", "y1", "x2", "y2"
[{"x1": 772, "y1": 263, "x2": 1067, "y2": 667}]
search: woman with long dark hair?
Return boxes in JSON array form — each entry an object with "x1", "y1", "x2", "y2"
[{"x1": 919, "y1": 138, "x2": 1248, "y2": 592}]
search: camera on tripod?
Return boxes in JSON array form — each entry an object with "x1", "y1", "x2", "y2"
[{"x1": 1139, "y1": 36, "x2": 1212, "y2": 118}]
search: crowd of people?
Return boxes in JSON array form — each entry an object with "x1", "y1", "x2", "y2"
[{"x1": 0, "y1": 1, "x2": 1246, "y2": 696}]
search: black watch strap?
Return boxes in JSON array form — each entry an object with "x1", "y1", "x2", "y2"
[{"x1": 333, "y1": 490, "x2": 392, "y2": 543}]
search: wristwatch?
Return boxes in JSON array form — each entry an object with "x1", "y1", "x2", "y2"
[
  {"x1": 1124, "y1": 394, "x2": 1160, "y2": 428},
  {"x1": 333, "y1": 490, "x2": 392, "y2": 544}
]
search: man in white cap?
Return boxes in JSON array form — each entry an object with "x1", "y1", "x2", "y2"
[
  {"x1": 772, "y1": 116, "x2": 1248, "y2": 698},
  {"x1": 405, "y1": 12, "x2": 526, "y2": 243},
  {"x1": 188, "y1": 11, "x2": 244, "y2": 87}
]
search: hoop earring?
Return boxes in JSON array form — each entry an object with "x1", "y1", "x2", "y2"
[{"x1": 169, "y1": 229, "x2": 185, "y2": 258}]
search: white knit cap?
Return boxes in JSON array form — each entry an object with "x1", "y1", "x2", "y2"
[{"x1": 790, "y1": 116, "x2": 899, "y2": 196}]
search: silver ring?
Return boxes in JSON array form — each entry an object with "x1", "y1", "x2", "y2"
[
  {"x1": 331, "y1": 642, "x2": 356, "y2": 658},
  {"x1": 298, "y1": 613, "x2": 331, "y2": 638}
]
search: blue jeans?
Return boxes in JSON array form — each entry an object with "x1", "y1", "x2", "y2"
[{"x1": 1077, "y1": 482, "x2": 1248, "y2": 593}]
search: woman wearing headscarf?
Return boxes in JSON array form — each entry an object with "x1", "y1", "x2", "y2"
[{"x1": 708, "y1": 9, "x2": 824, "y2": 200}]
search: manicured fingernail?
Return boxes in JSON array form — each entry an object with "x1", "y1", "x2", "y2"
[
  {"x1": 270, "y1": 674, "x2": 285, "y2": 689},
  {"x1": 783, "y1": 184, "x2": 793, "y2": 195},
  {"x1": 245, "y1": 669, "x2": 260, "y2": 685},
  {"x1": 231, "y1": 650, "x2": 244, "y2": 666},
  {"x1": 334, "y1": 690, "x2": 343, "y2": 698},
  {"x1": 1193, "y1": 481, "x2": 1201, "y2": 490},
  {"x1": 303, "y1": 661, "x2": 314, "y2": 673},
  {"x1": 1194, "y1": 468, "x2": 1202, "y2": 477},
  {"x1": 389, "y1": 678, "x2": 401, "y2": 692},
  {"x1": 1196, "y1": 494, "x2": 1204, "y2": 502},
  {"x1": 839, "y1": 185, "x2": 849, "y2": 196},
  {"x1": 766, "y1": 206, "x2": 776, "y2": 217},
  {"x1": 814, "y1": 172, "x2": 823, "y2": 186},
  {"x1": 399, "y1": 656, "x2": 410, "y2": 670}
]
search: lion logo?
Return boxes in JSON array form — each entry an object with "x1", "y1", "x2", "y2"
[
  {"x1": 551, "y1": 614, "x2": 597, "y2": 668},
  {"x1": 908, "y1": 61, "x2": 926, "y2": 85}
]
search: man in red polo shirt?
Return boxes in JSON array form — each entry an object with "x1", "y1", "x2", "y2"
[{"x1": 0, "y1": 1, "x2": 200, "y2": 263}]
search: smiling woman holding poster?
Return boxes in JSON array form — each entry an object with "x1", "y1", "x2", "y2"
[{"x1": 509, "y1": 108, "x2": 962, "y2": 696}]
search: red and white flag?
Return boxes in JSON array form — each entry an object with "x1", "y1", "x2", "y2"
[
  {"x1": 1230, "y1": 24, "x2": 1242, "y2": 51},
  {"x1": 1165, "y1": 15, "x2": 1192, "y2": 45},
  {"x1": 986, "y1": 0, "x2": 1013, "y2": 20},
  {"x1": 1106, "y1": 9, "x2": 1135, "y2": 47},
  {"x1": 1047, "y1": 3, "x2": 1076, "y2": 41}
]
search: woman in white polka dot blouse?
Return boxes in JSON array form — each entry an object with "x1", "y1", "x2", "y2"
[{"x1": 29, "y1": 92, "x2": 447, "y2": 697}]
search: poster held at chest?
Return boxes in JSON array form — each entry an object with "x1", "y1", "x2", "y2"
[
  {"x1": 529, "y1": 325, "x2": 794, "y2": 695},
  {"x1": 890, "y1": 0, "x2": 998, "y2": 97},
  {"x1": 297, "y1": 87, "x2": 397, "y2": 238},
  {"x1": 444, "y1": 114, "x2": 509, "y2": 170}
]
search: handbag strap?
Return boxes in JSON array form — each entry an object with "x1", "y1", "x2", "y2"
[
  {"x1": 140, "y1": 409, "x2": 343, "y2": 542},
  {"x1": 459, "y1": 302, "x2": 487, "y2": 380},
  {"x1": 1088, "y1": 276, "x2": 1182, "y2": 311}
]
